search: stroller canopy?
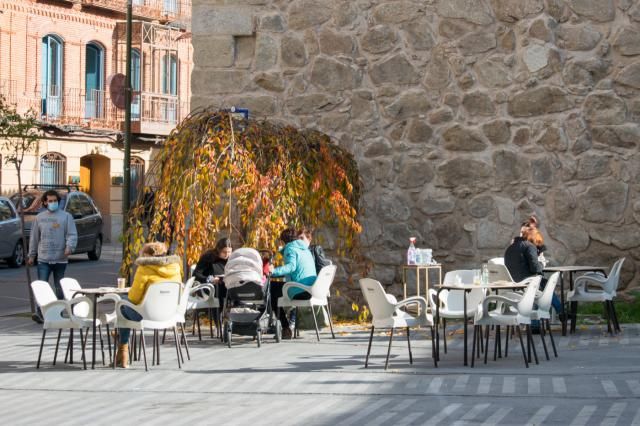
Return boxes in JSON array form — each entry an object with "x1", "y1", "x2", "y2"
[{"x1": 224, "y1": 248, "x2": 264, "y2": 289}]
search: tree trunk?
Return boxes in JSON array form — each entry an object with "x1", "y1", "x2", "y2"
[{"x1": 16, "y1": 169, "x2": 35, "y2": 313}]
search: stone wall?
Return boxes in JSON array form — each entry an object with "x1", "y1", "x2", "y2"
[{"x1": 192, "y1": 0, "x2": 640, "y2": 302}]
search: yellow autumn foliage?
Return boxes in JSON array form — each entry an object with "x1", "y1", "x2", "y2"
[{"x1": 120, "y1": 110, "x2": 362, "y2": 279}]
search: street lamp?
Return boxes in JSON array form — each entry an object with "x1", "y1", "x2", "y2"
[{"x1": 122, "y1": 0, "x2": 133, "y2": 273}]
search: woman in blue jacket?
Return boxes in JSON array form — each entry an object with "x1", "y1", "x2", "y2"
[{"x1": 269, "y1": 228, "x2": 317, "y2": 338}]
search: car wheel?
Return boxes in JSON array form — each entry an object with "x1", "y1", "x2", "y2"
[
  {"x1": 8, "y1": 240, "x2": 24, "y2": 268},
  {"x1": 88, "y1": 236, "x2": 102, "y2": 260}
]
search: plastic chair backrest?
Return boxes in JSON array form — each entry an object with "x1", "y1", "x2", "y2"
[
  {"x1": 488, "y1": 257, "x2": 505, "y2": 265},
  {"x1": 189, "y1": 264, "x2": 196, "y2": 279},
  {"x1": 31, "y1": 280, "x2": 57, "y2": 308},
  {"x1": 604, "y1": 258, "x2": 625, "y2": 294},
  {"x1": 177, "y1": 277, "x2": 195, "y2": 316},
  {"x1": 516, "y1": 276, "x2": 541, "y2": 317},
  {"x1": 488, "y1": 263, "x2": 514, "y2": 283},
  {"x1": 537, "y1": 272, "x2": 559, "y2": 311},
  {"x1": 442, "y1": 270, "x2": 477, "y2": 311},
  {"x1": 59, "y1": 278, "x2": 90, "y2": 317},
  {"x1": 138, "y1": 281, "x2": 181, "y2": 322},
  {"x1": 310, "y1": 265, "x2": 337, "y2": 299},
  {"x1": 359, "y1": 278, "x2": 396, "y2": 321}
]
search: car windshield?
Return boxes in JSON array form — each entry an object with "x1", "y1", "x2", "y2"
[{"x1": 10, "y1": 193, "x2": 67, "y2": 214}]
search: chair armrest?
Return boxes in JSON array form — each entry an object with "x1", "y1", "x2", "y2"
[
  {"x1": 395, "y1": 296, "x2": 428, "y2": 312},
  {"x1": 427, "y1": 289, "x2": 439, "y2": 310},
  {"x1": 482, "y1": 295, "x2": 518, "y2": 313},
  {"x1": 191, "y1": 283, "x2": 215, "y2": 300},
  {"x1": 574, "y1": 275, "x2": 607, "y2": 293},
  {"x1": 97, "y1": 294, "x2": 121, "y2": 304},
  {"x1": 282, "y1": 282, "x2": 312, "y2": 298},
  {"x1": 41, "y1": 300, "x2": 74, "y2": 319}
]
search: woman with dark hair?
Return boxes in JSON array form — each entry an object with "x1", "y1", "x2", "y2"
[
  {"x1": 269, "y1": 227, "x2": 317, "y2": 338},
  {"x1": 194, "y1": 237, "x2": 233, "y2": 305}
]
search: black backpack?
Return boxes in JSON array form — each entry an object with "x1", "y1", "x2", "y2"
[{"x1": 310, "y1": 244, "x2": 331, "y2": 274}]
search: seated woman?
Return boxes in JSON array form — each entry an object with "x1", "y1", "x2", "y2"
[
  {"x1": 523, "y1": 226, "x2": 562, "y2": 316},
  {"x1": 116, "y1": 242, "x2": 181, "y2": 368},
  {"x1": 504, "y1": 226, "x2": 542, "y2": 282},
  {"x1": 194, "y1": 237, "x2": 232, "y2": 305},
  {"x1": 269, "y1": 227, "x2": 317, "y2": 339}
]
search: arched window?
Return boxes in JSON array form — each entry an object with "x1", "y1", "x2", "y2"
[
  {"x1": 41, "y1": 35, "x2": 63, "y2": 118},
  {"x1": 130, "y1": 156, "x2": 145, "y2": 204},
  {"x1": 85, "y1": 42, "x2": 105, "y2": 119},
  {"x1": 131, "y1": 49, "x2": 141, "y2": 119},
  {"x1": 161, "y1": 54, "x2": 177, "y2": 122},
  {"x1": 40, "y1": 152, "x2": 67, "y2": 185}
]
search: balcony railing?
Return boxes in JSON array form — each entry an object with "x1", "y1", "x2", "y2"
[
  {"x1": 79, "y1": 0, "x2": 191, "y2": 23},
  {"x1": 0, "y1": 80, "x2": 187, "y2": 136}
]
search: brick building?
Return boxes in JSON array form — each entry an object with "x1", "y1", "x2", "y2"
[{"x1": 0, "y1": 0, "x2": 192, "y2": 241}]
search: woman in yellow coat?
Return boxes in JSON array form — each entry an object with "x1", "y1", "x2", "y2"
[{"x1": 116, "y1": 242, "x2": 182, "y2": 368}]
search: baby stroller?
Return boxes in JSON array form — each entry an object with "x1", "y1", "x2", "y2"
[{"x1": 223, "y1": 248, "x2": 281, "y2": 347}]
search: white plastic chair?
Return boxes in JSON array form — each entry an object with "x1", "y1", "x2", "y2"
[
  {"x1": 187, "y1": 279, "x2": 221, "y2": 341},
  {"x1": 472, "y1": 276, "x2": 541, "y2": 368},
  {"x1": 31, "y1": 280, "x2": 94, "y2": 369},
  {"x1": 567, "y1": 258, "x2": 625, "y2": 334},
  {"x1": 497, "y1": 272, "x2": 561, "y2": 361},
  {"x1": 428, "y1": 270, "x2": 485, "y2": 354},
  {"x1": 114, "y1": 281, "x2": 182, "y2": 371},
  {"x1": 278, "y1": 265, "x2": 338, "y2": 341},
  {"x1": 359, "y1": 278, "x2": 436, "y2": 370}
]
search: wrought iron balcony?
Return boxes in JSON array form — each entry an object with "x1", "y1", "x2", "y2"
[
  {"x1": 0, "y1": 80, "x2": 186, "y2": 136},
  {"x1": 76, "y1": 0, "x2": 191, "y2": 25}
]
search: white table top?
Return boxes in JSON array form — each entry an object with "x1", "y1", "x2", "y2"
[
  {"x1": 544, "y1": 266, "x2": 606, "y2": 272},
  {"x1": 437, "y1": 281, "x2": 526, "y2": 290}
]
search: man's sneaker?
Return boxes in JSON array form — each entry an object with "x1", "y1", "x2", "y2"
[{"x1": 31, "y1": 313, "x2": 44, "y2": 324}]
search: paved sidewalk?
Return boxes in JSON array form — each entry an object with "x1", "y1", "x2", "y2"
[{"x1": 1, "y1": 315, "x2": 639, "y2": 425}]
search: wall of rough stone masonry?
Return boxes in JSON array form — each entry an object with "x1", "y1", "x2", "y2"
[{"x1": 192, "y1": 0, "x2": 640, "y2": 306}]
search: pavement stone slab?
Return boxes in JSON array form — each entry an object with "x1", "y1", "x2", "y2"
[{"x1": 0, "y1": 315, "x2": 639, "y2": 425}]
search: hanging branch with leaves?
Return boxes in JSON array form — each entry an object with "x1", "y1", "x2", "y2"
[{"x1": 120, "y1": 110, "x2": 362, "y2": 279}]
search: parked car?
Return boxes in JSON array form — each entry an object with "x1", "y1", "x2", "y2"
[
  {"x1": 0, "y1": 196, "x2": 24, "y2": 267},
  {"x1": 10, "y1": 185, "x2": 104, "y2": 261}
]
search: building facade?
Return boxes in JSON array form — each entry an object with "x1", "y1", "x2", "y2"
[
  {"x1": 190, "y1": 0, "x2": 640, "y2": 295},
  {"x1": 0, "y1": 0, "x2": 192, "y2": 241}
]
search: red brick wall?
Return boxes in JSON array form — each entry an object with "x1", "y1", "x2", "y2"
[{"x1": 0, "y1": 0, "x2": 191, "y2": 118}]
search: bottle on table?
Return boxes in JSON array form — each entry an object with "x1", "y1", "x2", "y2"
[
  {"x1": 407, "y1": 237, "x2": 417, "y2": 265},
  {"x1": 481, "y1": 263, "x2": 489, "y2": 286}
]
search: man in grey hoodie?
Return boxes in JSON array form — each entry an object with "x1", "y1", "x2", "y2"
[{"x1": 28, "y1": 190, "x2": 78, "y2": 300}]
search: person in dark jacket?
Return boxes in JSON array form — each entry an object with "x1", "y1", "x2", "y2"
[
  {"x1": 194, "y1": 238, "x2": 232, "y2": 305},
  {"x1": 504, "y1": 228, "x2": 542, "y2": 282}
]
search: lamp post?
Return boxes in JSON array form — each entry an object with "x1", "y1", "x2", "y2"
[{"x1": 122, "y1": 0, "x2": 133, "y2": 270}]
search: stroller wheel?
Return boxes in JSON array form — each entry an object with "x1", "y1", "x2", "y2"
[
  {"x1": 256, "y1": 330, "x2": 262, "y2": 348},
  {"x1": 275, "y1": 321, "x2": 282, "y2": 343}
]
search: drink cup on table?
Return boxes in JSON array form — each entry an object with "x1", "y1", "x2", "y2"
[
  {"x1": 117, "y1": 278, "x2": 126, "y2": 289},
  {"x1": 473, "y1": 270, "x2": 481, "y2": 286}
]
